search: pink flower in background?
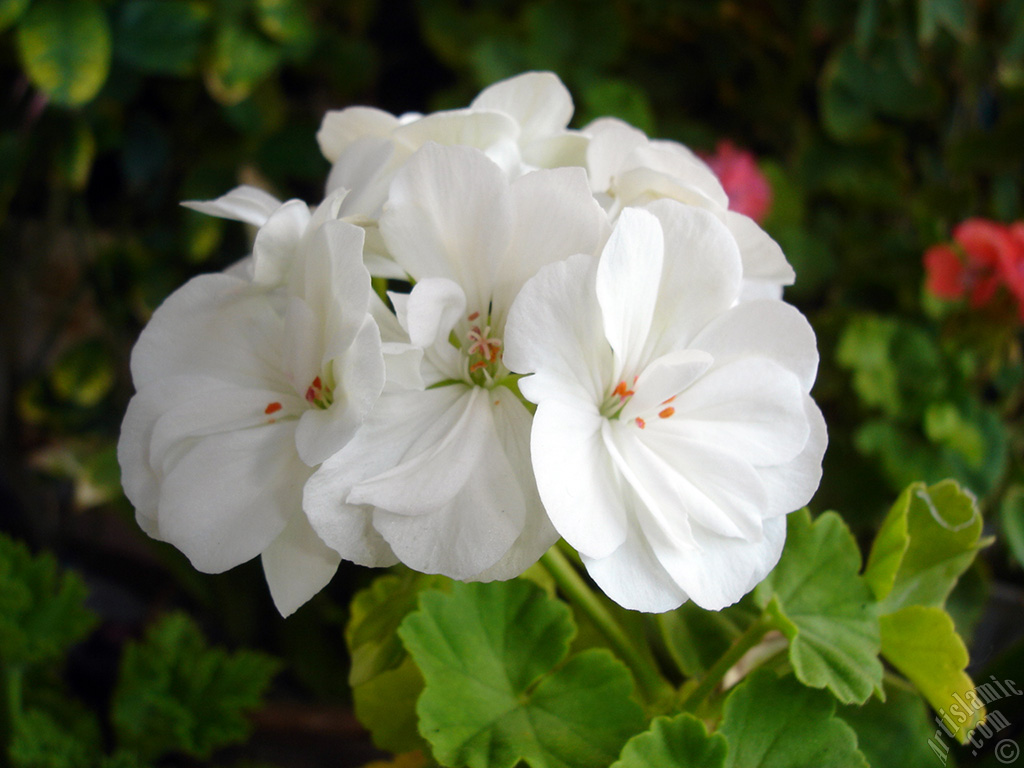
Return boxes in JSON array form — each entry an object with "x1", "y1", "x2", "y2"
[
  {"x1": 923, "y1": 218, "x2": 1024, "y2": 319},
  {"x1": 703, "y1": 140, "x2": 772, "y2": 223}
]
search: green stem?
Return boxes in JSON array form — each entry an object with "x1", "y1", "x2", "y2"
[
  {"x1": 540, "y1": 547, "x2": 673, "y2": 708},
  {"x1": 2, "y1": 663, "x2": 24, "y2": 754},
  {"x1": 678, "y1": 615, "x2": 774, "y2": 712}
]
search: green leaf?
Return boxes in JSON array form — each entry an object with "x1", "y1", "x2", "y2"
[
  {"x1": 657, "y1": 602, "x2": 739, "y2": 678},
  {"x1": 114, "y1": 0, "x2": 211, "y2": 76},
  {"x1": 840, "y1": 684, "x2": 952, "y2": 768},
  {"x1": 399, "y1": 579, "x2": 645, "y2": 768},
  {"x1": 346, "y1": 571, "x2": 444, "y2": 754},
  {"x1": 754, "y1": 510, "x2": 883, "y2": 705},
  {"x1": 879, "y1": 606, "x2": 983, "y2": 743},
  {"x1": 720, "y1": 670, "x2": 868, "y2": 768},
  {"x1": 0, "y1": 0, "x2": 31, "y2": 33},
  {"x1": 256, "y1": 0, "x2": 314, "y2": 49},
  {"x1": 580, "y1": 79, "x2": 655, "y2": 135},
  {"x1": 0, "y1": 534, "x2": 96, "y2": 665},
  {"x1": 205, "y1": 23, "x2": 281, "y2": 105},
  {"x1": 15, "y1": 0, "x2": 111, "y2": 106},
  {"x1": 918, "y1": 0, "x2": 969, "y2": 43},
  {"x1": 611, "y1": 714, "x2": 726, "y2": 768},
  {"x1": 864, "y1": 479, "x2": 984, "y2": 612},
  {"x1": 50, "y1": 339, "x2": 115, "y2": 407},
  {"x1": 999, "y1": 485, "x2": 1024, "y2": 569},
  {"x1": 111, "y1": 612, "x2": 279, "y2": 761},
  {"x1": 8, "y1": 708, "x2": 95, "y2": 768}
]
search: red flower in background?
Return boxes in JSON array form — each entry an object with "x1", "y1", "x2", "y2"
[
  {"x1": 703, "y1": 140, "x2": 772, "y2": 223},
  {"x1": 924, "y1": 218, "x2": 1024, "y2": 319}
]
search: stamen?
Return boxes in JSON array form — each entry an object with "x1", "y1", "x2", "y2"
[
  {"x1": 635, "y1": 417, "x2": 646, "y2": 429},
  {"x1": 659, "y1": 407, "x2": 676, "y2": 419},
  {"x1": 662, "y1": 395, "x2": 676, "y2": 405},
  {"x1": 265, "y1": 402, "x2": 282, "y2": 415},
  {"x1": 467, "y1": 311, "x2": 480, "y2": 321}
]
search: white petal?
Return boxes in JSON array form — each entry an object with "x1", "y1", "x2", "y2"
[
  {"x1": 530, "y1": 399, "x2": 628, "y2": 560},
  {"x1": 581, "y1": 489, "x2": 689, "y2": 613},
  {"x1": 157, "y1": 423, "x2": 304, "y2": 573},
  {"x1": 470, "y1": 71, "x2": 574, "y2": 141},
  {"x1": 346, "y1": 387, "x2": 493, "y2": 514},
  {"x1": 252, "y1": 199, "x2": 311, "y2": 286},
  {"x1": 505, "y1": 253, "x2": 609, "y2": 405},
  {"x1": 665, "y1": 358, "x2": 809, "y2": 466},
  {"x1": 493, "y1": 166, "x2": 607, "y2": 319},
  {"x1": 521, "y1": 131, "x2": 589, "y2": 170},
  {"x1": 317, "y1": 106, "x2": 399, "y2": 162},
  {"x1": 647, "y1": 514, "x2": 787, "y2": 611},
  {"x1": 689, "y1": 300, "x2": 819, "y2": 391},
  {"x1": 471, "y1": 393, "x2": 559, "y2": 581},
  {"x1": 596, "y1": 207, "x2": 665, "y2": 379},
  {"x1": 380, "y1": 143, "x2": 512, "y2": 313},
  {"x1": 147, "y1": 376, "x2": 300, "y2": 468},
  {"x1": 392, "y1": 109, "x2": 518, "y2": 154},
  {"x1": 758, "y1": 396, "x2": 827, "y2": 516},
  {"x1": 622, "y1": 426, "x2": 767, "y2": 541},
  {"x1": 130, "y1": 274, "x2": 286, "y2": 390},
  {"x1": 261, "y1": 511, "x2": 341, "y2": 617},
  {"x1": 295, "y1": 317, "x2": 385, "y2": 467},
  {"x1": 634, "y1": 139, "x2": 728, "y2": 208},
  {"x1": 619, "y1": 349, "x2": 713, "y2": 421},
  {"x1": 584, "y1": 117, "x2": 648, "y2": 192},
  {"x1": 326, "y1": 136, "x2": 399, "y2": 217},
  {"x1": 641, "y1": 200, "x2": 742, "y2": 355},
  {"x1": 119, "y1": 380, "x2": 184, "y2": 535},
  {"x1": 402, "y1": 278, "x2": 466, "y2": 349},
  {"x1": 723, "y1": 210, "x2": 795, "y2": 285},
  {"x1": 182, "y1": 185, "x2": 282, "y2": 227},
  {"x1": 303, "y1": 478, "x2": 400, "y2": 568}
]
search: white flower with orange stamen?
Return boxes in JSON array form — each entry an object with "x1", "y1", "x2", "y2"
[
  {"x1": 117, "y1": 193, "x2": 386, "y2": 616},
  {"x1": 503, "y1": 202, "x2": 827, "y2": 612},
  {"x1": 303, "y1": 141, "x2": 608, "y2": 581}
]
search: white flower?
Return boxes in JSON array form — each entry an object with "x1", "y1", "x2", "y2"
[
  {"x1": 303, "y1": 141, "x2": 608, "y2": 581},
  {"x1": 118, "y1": 193, "x2": 385, "y2": 616},
  {"x1": 503, "y1": 203, "x2": 826, "y2": 612},
  {"x1": 583, "y1": 117, "x2": 795, "y2": 300},
  {"x1": 315, "y1": 71, "x2": 587, "y2": 278}
]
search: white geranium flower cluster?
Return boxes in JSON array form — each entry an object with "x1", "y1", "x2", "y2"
[{"x1": 119, "y1": 72, "x2": 826, "y2": 616}]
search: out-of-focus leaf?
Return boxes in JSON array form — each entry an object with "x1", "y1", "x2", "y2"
[
  {"x1": 0, "y1": 0, "x2": 30, "y2": 32},
  {"x1": 204, "y1": 23, "x2": 281, "y2": 106},
  {"x1": 918, "y1": 0, "x2": 969, "y2": 43},
  {"x1": 256, "y1": 0, "x2": 314, "y2": 51},
  {"x1": 0, "y1": 533, "x2": 97, "y2": 666},
  {"x1": 114, "y1": 0, "x2": 211, "y2": 75},
  {"x1": 50, "y1": 339, "x2": 115, "y2": 407},
  {"x1": 15, "y1": 0, "x2": 111, "y2": 106},
  {"x1": 51, "y1": 120, "x2": 96, "y2": 191},
  {"x1": 658, "y1": 602, "x2": 739, "y2": 678},
  {"x1": 112, "y1": 612, "x2": 279, "y2": 762},
  {"x1": 1000, "y1": 486, "x2": 1024, "y2": 569},
  {"x1": 580, "y1": 78, "x2": 655, "y2": 135}
]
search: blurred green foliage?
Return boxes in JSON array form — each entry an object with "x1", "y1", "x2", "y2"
[{"x1": 3, "y1": 0, "x2": 1024, "y2": 764}]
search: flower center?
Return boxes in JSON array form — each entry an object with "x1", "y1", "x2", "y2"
[
  {"x1": 464, "y1": 311, "x2": 505, "y2": 386},
  {"x1": 304, "y1": 375, "x2": 334, "y2": 409},
  {"x1": 599, "y1": 378, "x2": 636, "y2": 419}
]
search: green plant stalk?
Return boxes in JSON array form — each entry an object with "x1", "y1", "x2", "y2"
[
  {"x1": 678, "y1": 614, "x2": 774, "y2": 712},
  {"x1": 539, "y1": 547, "x2": 673, "y2": 707},
  {"x1": 2, "y1": 663, "x2": 24, "y2": 754}
]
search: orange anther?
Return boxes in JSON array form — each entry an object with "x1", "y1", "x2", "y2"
[
  {"x1": 662, "y1": 395, "x2": 676, "y2": 405},
  {"x1": 613, "y1": 381, "x2": 629, "y2": 398},
  {"x1": 312, "y1": 376, "x2": 322, "y2": 389},
  {"x1": 470, "y1": 360, "x2": 489, "y2": 372},
  {"x1": 305, "y1": 387, "x2": 316, "y2": 402},
  {"x1": 659, "y1": 407, "x2": 675, "y2": 419},
  {"x1": 468, "y1": 311, "x2": 480, "y2": 321},
  {"x1": 265, "y1": 402, "x2": 282, "y2": 415},
  {"x1": 635, "y1": 417, "x2": 646, "y2": 429}
]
